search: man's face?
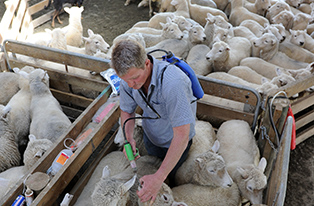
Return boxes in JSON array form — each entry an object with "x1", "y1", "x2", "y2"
[{"x1": 120, "y1": 59, "x2": 150, "y2": 90}]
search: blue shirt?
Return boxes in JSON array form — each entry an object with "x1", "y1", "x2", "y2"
[{"x1": 120, "y1": 56, "x2": 196, "y2": 148}]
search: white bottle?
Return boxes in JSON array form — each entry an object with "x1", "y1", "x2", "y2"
[{"x1": 47, "y1": 149, "x2": 73, "y2": 177}]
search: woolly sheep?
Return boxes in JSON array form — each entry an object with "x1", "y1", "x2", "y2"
[
  {"x1": 74, "y1": 151, "x2": 130, "y2": 206},
  {"x1": 263, "y1": 23, "x2": 286, "y2": 43},
  {"x1": 175, "y1": 139, "x2": 234, "y2": 187},
  {"x1": 266, "y1": 1, "x2": 291, "y2": 23},
  {"x1": 228, "y1": 66, "x2": 270, "y2": 85},
  {"x1": 292, "y1": 13, "x2": 312, "y2": 30},
  {"x1": 252, "y1": 32, "x2": 309, "y2": 70},
  {"x1": 5, "y1": 67, "x2": 34, "y2": 153},
  {"x1": 243, "y1": 0, "x2": 271, "y2": 16},
  {"x1": 229, "y1": 0, "x2": 269, "y2": 27},
  {"x1": 289, "y1": 29, "x2": 314, "y2": 53},
  {"x1": 141, "y1": 17, "x2": 185, "y2": 47},
  {"x1": 279, "y1": 40, "x2": 314, "y2": 63},
  {"x1": 23, "y1": 134, "x2": 54, "y2": 170},
  {"x1": 25, "y1": 68, "x2": 72, "y2": 143},
  {"x1": 216, "y1": 120, "x2": 267, "y2": 204},
  {"x1": 270, "y1": 67, "x2": 297, "y2": 88},
  {"x1": 271, "y1": 10, "x2": 294, "y2": 30},
  {"x1": 239, "y1": 19, "x2": 265, "y2": 37},
  {"x1": 0, "y1": 165, "x2": 28, "y2": 199},
  {"x1": 146, "y1": 24, "x2": 206, "y2": 59},
  {"x1": 288, "y1": 63, "x2": 314, "y2": 92},
  {"x1": 61, "y1": 6, "x2": 84, "y2": 47},
  {"x1": 0, "y1": 72, "x2": 19, "y2": 105},
  {"x1": 67, "y1": 29, "x2": 110, "y2": 55},
  {"x1": 25, "y1": 29, "x2": 53, "y2": 47},
  {"x1": 186, "y1": 44, "x2": 212, "y2": 75},
  {"x1": 206, "y1": 38, "x2": 251, "y2": 72},
  {"x1": 172, "y1": 182, "x2": 241, "y2": 206},
  {"x1": 187, "y1": 0, "x2": 228, "y2": 26},
  {"x1": 46, "y1": 28, "x2": 68, "y2": 50},
  {"x1": 0, "y1": 104, "x2": 20, "y2": 172},
  {"x1": 171, "y1": 15, "x2": 194, "y2": 31}
]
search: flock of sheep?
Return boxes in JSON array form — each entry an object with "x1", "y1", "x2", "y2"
[{"x1": 2, "y1": 0, "x2": 314, "y2": 204}]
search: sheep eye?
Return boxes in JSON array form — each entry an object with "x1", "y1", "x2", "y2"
[
  {"x1": 247, "y1": 186, "x2": 253, "y2": 192},
  {"x1": 162, "y1": 194, "x2": 169, "y2": 202},
  {"x1": 95, "y1": 41, "x2": 99, "y2": 45},
  {"x1": 219, "y1": 49, "x2": 222, "y2": 52}
]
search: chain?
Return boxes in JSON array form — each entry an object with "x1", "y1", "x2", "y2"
[{"x1": 260, "y1": 126, "x2": 278, "y2": 153}]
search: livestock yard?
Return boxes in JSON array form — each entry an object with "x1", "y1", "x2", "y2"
[{"x1": 0, "y1": 0, "x2": 314, "y2": 205}]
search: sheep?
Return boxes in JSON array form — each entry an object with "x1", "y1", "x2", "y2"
[
  {"x1": 289, "y1": 29, "x2": 314, "y2": 53},
  {"x1": 46, "y1": 28, "x2": 68, "y2": 50},
  {"x1": 252, "y1": 32, "x2": 309, "y2": 70},
  {"x1": 279, "y1": 40, "x2": 314, "y2": 63},
  {"x1": 216, "y1": 119, "x2": 267, "y2": 204},
  {"x1": 228, "y1": 66, "x2": 270, "y2": 85},
  {"x1": 292, "y1": 12, "x2": 312, "y2": 30},
  {"x1": 266, "y1": 1, "x2": 291, "y2": 23},
  {"x1": 271, "y1": 10, "x2": 295, "y2": 30},
  {"x1": 288, "y1": 63, "x2": 314, "y2": 92},
  {"x1": 0, "y1": 72, "x2": 19, "y2": 105},
  {"x1": 24, "y1": 29, "x2": 53, "y2": 47},
  {"x1": 0, "y1": 165, "x2": 28, "y2": 199},
  {"x1": 186, "y1": 44, "x2": 212, "y2": 75},
  {"x1": 243, "y1": 0, "x2": 271, "y2": 16},
  {"x1": 229, "y1": 0, "x2": 269, "y2": 27},
  {"x1": 67, "y1": 29, "x2": 110, "y2": 55},
  {"x1": 239, "y1": 19, "x2": 265, "y2": 37},
  {"x1": 175, "y1": 139, "x2": 234, "y2": 187},
  {"x1": 172, "y1": 182, "x2": 241, "y2": 206},
  {"x1": 263, "y1": 23, "x2": 286, "y2": 43},
  {"x1": 270, "y1": 67, "x2": 297, "y2": 88},
  {"x1": 0, "y1": 104, "x2": 20, "y2": 172},
  {"x1": 171, "y1": 15, "x2": 194, "y2": 31},
  {"x1": 187, "y1": 0, "x2": 228, "y2": 26},
  {"x1": 141, "y1": 18, "x2": 185, "y2": 47},
  {"x1": 205, "y1": 38, "x2": 251, "y2": 72},
  {"x1": 147, "y1": 0, "x2": 190, "y2": 30},
  {"x1": 61, "y1": 6, "x2": 84, "y2": 47},
  {"x1": 146, "y1": 24, "x2": 206, "y2": 59},
  {"x1": 74, "y1": 151, "x2": 130, "y2": 206},
  {"x1": 24, "y1": 68, "x2": 72, "y2": 143},
  {"x1": 23, "y1": 134, "x2": 54, "y2": 170},
  {"x1": 240, "y1": 57, "x2": 288, "y2": 79},
  {"x1": 6, "y1": 66, "x2": 34, "y2": 153}
]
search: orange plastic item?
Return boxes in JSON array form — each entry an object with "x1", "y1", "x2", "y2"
[
  {"x1": 94, "y1": 102, "x2": 116, "y2": 123},
  {"x1": 71, "y1": 128, "x2": 93, "y2": 149}
]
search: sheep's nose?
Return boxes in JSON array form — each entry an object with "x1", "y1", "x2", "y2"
[
  {"x1": 206, "y1": 57, "x2": 210, "y2": 60},
  {"x1": 300, "y1": 42, "x2": 304, "y2": 46},
  {"x1": 227, "y1": 183, "x2": 232, "y2": 187},
  {"x1": 203, "y1": 37, "x2": 206, "y2": 41}
]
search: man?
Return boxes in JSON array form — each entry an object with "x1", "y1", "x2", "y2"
[{"x1": 110, "y1": 39, "x2": 196, "y2": 204}]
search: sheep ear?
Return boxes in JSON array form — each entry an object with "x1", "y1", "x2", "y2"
[
  {"x1": 307, "y1": 62, "x2": 314, "y2": 73},
  {"x1": 195, "y1": 157, "x2": 203, "y2": 164},
  {"x1": 160, "y1": 22, "x2": 166, "y2": 29},
  {"x1": 87, "y1": 29, "x2": 94, "y2": 37},
  {"x1": 211, "y1": 140, "x2": 220, "y2": 153},
  {"x1": 261, "y1": 77, "x2": 269, "y2": 84},
  {"x1": 102, "y1": 165, "x2": 111, "y2": 178},
  {"x1": 237, "y1": 167, "x2": 249, "y2": 179},
  {"x1": 82, "y1": 37, "x2": 91, "y2": 43},
  {"x1": 258, "y1": 157, "x2": 267, "y2": 172},
  {"x1": 171, "y1": 0, "x2": 178, "y2": 6},
  {"x1": 122, "y1": 174, "x2": 137, "y2": 195},
  {"x1": 2, "y1": 105, "x2": 11, "y2": 118},
  {"x1": 166, "y1": 17, "x2": 172, "y2": 24},
  {"x1": 28, "y1": 134, "x2": 37, "y2": 142},
  {"x1": 287, "y1": 69, "x2": 297, "y2": 77},
  {"x1": 275, "y1": 67, "x2": 282, "y2": 76},
  {"x1": 64, "y1": 7, "x2": 70, "y2": 13}
]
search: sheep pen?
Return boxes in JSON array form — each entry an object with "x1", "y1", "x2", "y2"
[{"x1": 0, "y1": 0, "x2": 313, "y2": 205}]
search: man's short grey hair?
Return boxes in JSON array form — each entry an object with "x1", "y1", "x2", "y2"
[{"x1": 110, "y1": 39, "x2": 147, "y2": 76}]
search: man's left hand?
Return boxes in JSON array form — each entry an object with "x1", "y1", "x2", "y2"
[{"x1": 137, "y1": 173, "x2": 163, "y2": 205}]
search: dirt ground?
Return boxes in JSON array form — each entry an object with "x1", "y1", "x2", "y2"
[{"x1": 0, "y1": 0, "x2": 314, "y2": 205}]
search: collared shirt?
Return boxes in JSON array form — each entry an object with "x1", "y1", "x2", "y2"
[{"x1": 120, "y1": 55, "x2": 196, "y2": 148}]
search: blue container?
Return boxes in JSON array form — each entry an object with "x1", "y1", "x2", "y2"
[{"x1": 12, "y1": 195, "x2": 25, "y2": 206}]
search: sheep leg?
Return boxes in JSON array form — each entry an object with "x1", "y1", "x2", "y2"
[{"x1": 124, "y1": 0, "x2": 131, "y2": 6}]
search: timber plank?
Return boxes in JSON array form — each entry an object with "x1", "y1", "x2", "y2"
[
  {"x1": 291, "y1": 93, "x2": 314, "y2": 114},
  {"x1": 295, "y1": 109, "x2": 314, "y2": 130},
  {"x1": 296, "y1": 125, "x2": 314, "y2": 145},
  {"x1": 28, "y1": 0, "x2": 49, "y2": 15}
]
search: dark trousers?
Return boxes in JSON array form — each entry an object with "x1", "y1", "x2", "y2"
[{"x1": 143, "y1": 132, "x2": 193, "y2": 187}]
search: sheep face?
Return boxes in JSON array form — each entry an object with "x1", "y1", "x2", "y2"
[
  {"x1": 171, "y1": 16, "x2": 193, "y2": 31},
  {"x1": 194, "y1": 151, "x2": 233, "y2": 188},
  {"x1": 206, "y1": 41, "x2": 230, "y2": 62},
  {"x1": 85, "y1": 29, "x2": 110, "y2": 54},
  {"x1": 160, "y1": 20, "x2": 184, "y2": 40},
  {"x1": 236, "y1": 158, "x2": 267, "y2": 205},
  {"x1": 253, "y1": 33, "x2": 278, "y2": 53},
  {"x1": 189, "y1": 25, "x2": 206, "y2": 44},
  {"x1": 289, "y1": 29, "x2": 306, "y2": 47}
]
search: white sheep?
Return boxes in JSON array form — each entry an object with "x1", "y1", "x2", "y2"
[
  {"x1": 289, "y1": 29, "x2": 314, "y2": 53},
  {"x1": 243, "y1": 0, "x2": 271, "y2": 16},
  {"x1": 175, "y1": 139, "x2": 234, "y2": 187},
  {"x1": 279, "y1": 40, "x2": 314, "y2": 63},
  {"x1": 67, "y1": 29, "x2": 110, "y2": 55},
  {"x1": 216, "y1": 119, "x2": 267, "y2": 204},
  {"x1": 141, "y1": 17, "x2": 185, "y2": 47},
  {"x1": 187, "y1": 0, "x2": 228, "y2": 26},
  {"x1": 271, "y1": 10, "x2": 295, "y2": 30},
  {"x1": 5, "y1": 66, "x2": 34, "y2": 153},
  {"x1": 24, "y1": 68, "x2": 72, "y2": 143},
  {"x1": 270, "y1": 67, "x2": 297, "y2": 88},
  {"x1": 0, "y1": 165, "x2": 28, "y2": 199},
  {"x1": 229, "y1": 0, "x2": 269, "y2": 27},
  {"x1": 61, "y1": 6, "x2": 84, "y2": 47},
  {"x1": 266, "y1": 1, "x2": 291, "y2": 23},
  {"x1": 172, "y1": 182, "x2": 241, "y2": 206},
  {"x1": 23, "y1": 134, "x2": 54, "y2": 170},
  {"x1": 292, "y1": 12, "x2": 312, "y2": 30},
  {"x1": 252, "y1": 32, "x2": 309, "y2": 70},
  {"x1": 46, "y1": 28, "x2": 68, "y2": 50},
  {"x1": 171, "y1": 15, "x2": 194, "y2": 31},
  {"x1": 228, "y1": 66, "x2": 270, "y2": 85},
  {"x1": 288, "y1": 63, "x2": 314, "y2": 92},
  {"x1": 186, "y1": 44, "x2": 212, "y2": 75},
  {"x1": 146, "y1": 24, "x2": 206, "y2": 59},
  {"x1": 205, "y1": 38, "x2": 251, "y2": 72},
  {"x1": 24, "y1": 29, "x2": 53, "y2": 47},
  {"x1": 0, "y1": 104, "x2": 20, "y2": 172},
  {"x1": 263, "y1": 23, "x2": 286, "y2": 43},
  {"x1": 0, "y1": 72, "x2": 19, "y2": 105},
  {"x1": 240, "y1": 57, "x2": 286, "y2": 79},
  {"x1": 239, "y1": 19, "x2": 265, "y2": 37}
]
